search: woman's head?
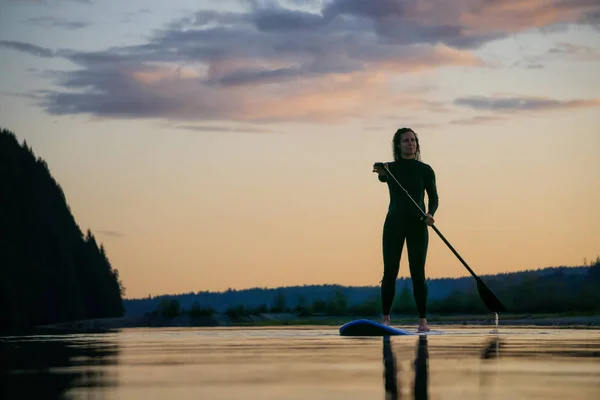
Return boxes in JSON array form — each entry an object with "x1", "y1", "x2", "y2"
[{"x1": 393, "y1": 128, "x2": 421, "y2": 161}]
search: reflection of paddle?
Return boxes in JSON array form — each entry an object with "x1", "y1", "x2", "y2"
[
  {"x1": 377, "y1": 162, "x2": 507, "y2": 314},
  {"x1": 382, "y1": 336, "x2": 429, "y2": 400},
  {"x1": 481, "y1": 336, "x2": 502, "y2": 360},
  {"x1": 479, "y1": 336, "x2": 503, "y2": 394}
]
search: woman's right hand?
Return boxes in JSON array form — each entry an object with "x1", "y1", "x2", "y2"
[{"x1": 373, "y1": 162, "x2": 387, "y2": 176}]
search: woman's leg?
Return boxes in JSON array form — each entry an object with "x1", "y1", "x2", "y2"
[
  {"x1": 406, "y1": 220, "x2": 429, "y2": 324},
  {"x1": 381, "y1": 213, "x2": 406, "y2": 323}
]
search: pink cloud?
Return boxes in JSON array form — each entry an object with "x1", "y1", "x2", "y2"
[
  {"x1": 454, "y1": 95, "x2": 600, "y2": 112},
  {"x1": 12, "y1": 41, "x2": 482, "y2": 123},
  {"x1": 2, "y1": 0, "x2": 598, "y2": 124}
]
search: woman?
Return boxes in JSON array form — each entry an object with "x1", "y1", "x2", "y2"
[{"x1": 373, "y1": 127, "x2": 439, "y2": 332}]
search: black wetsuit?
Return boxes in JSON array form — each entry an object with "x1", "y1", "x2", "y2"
[{"x1": 378, "y1": 158, "x2": 439, "y2": 318}]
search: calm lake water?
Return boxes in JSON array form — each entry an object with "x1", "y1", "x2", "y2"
[{"x1": 1, "y1": 325, "x2": 599, "y2": 399}]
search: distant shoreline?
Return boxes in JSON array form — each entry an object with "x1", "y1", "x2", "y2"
[
  {"x1": 10, "y1": 312, "x2": 597, "y2": 335},
  {"x1": 230, "y1": 313, "x2": 600, "y2": 329}
]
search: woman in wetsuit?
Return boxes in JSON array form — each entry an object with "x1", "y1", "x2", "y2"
[{"x1": 373, "y1": 128, "x2": 439, "y2": 332}]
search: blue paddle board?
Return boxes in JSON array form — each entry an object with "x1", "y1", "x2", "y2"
[
  {"x1": 339, "y1": 319, "x2": 443, "y2": 336},
  {"x1": 339, "y1": 319, "x2": 414, "y2": 336}
]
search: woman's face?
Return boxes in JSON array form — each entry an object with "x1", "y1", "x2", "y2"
[{"x1": 399, "y1": 131, "x2": 417, "y2": 157}]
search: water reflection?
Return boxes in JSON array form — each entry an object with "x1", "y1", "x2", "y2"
[
  {"x1": 0, "y1": 335, "x2": 119, "y2": 399},
  {"x1": 1, "y1": 328, "x2": 597, "y2": 400},
  {"x1": 382, "y1": 336, "x2": 400, "y2": 399},
  {"x1": 413, "y1": 336, "x2": 429, "y2": 399},
  {"x1": 481, "y1": 335, "x2": 502, "y2": 360},
  {"x1": 383, "y1": 335, "x2": 429, "y2": 400},
  {"x1": 383, "y1": 335, "x2": 507, "y2": 399}
]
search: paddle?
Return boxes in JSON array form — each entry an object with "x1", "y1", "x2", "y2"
[{"x1": 376, "y1": 162, "x2": 507, "y2": 313}]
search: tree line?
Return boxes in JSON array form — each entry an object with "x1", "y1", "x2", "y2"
[
  {"x1": 0, "y1": 128, "x2": 125, "y2": 332},
  {"x1": 152, "y1": 257, "x2": 600, "y2": 319}
]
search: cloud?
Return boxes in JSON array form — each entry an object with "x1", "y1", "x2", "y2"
[
  {"x1": 34, "y1": 64, "x2": 387, "y2": 122},
  {"x1": 548, "y1": 42, "x2": 600, "y2": 61},
  {"x1": 283, "y1": 0, "x2": 322, "y2": 7},
  {"x1": 250, "y1": 1, "x2": 502, "y2": 48},
  {"x1": 2, "y1": 0, "x2": 599, "y2": 124},
  {"x1": 8, "y1": 0, "x2": 92, "y2": 3},
  {"x1": 176, "y1": 125, "x2": 278, "y2": 134},
  {"x1": 0, "y1": 40, "x2": 54, "y2": 57},
  {"x1": 252, "y1": 7, "x2": 324, "y2": 31},
  {"x1": 97, "y1": 230, "x2": 125, "y2": 238},
  {"x1": 449, "y1": 115, "x2": 509, "y2": 125},
  {"x1": 514, "y1": 41, "x2": 600, "y2": 68},
  {"x1": 454, "y1": 95, "x2": 600, "y2": 112},
  {"x1": 582, "y1": 9, "x2": 600, "y2": 29},
  {"x1": 261, "y1": 0, "x2": 600, "y2": 46},
  {"x1": 1, "y1": 42, "x2": 480, "y2": 124},
  {"x1": 24, "y1": 16, "x2": 91, "y2": 30}
]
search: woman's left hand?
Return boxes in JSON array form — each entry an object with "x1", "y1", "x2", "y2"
[{"x1": 424, "y1": 214, "x2": 435, "y2": 226}]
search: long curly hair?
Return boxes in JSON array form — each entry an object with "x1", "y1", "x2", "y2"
[{"x1": 392, "y1": 127, "x2": 421, "y2": 161}]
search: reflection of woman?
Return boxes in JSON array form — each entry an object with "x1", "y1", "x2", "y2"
[
  {"x1": 382, "y1": 336, "x2": 400, "y2": 400},
  {"x1": 373, "y1": 128, "x2": 439, "y2": 332},
  {"x1": 413, "y1": 336, "x2": 429, "y2": 399},
  {"x1": 382, "y1": 335, "x2": 429, "y2": 400}
]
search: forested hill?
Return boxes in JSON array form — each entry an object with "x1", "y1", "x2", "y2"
[
  {"x1": 0, "y1": 127, "x2": 126, "y2": 333},
  {"x1": 124, "y1": 262, "x2": 600, "y2": 317}
]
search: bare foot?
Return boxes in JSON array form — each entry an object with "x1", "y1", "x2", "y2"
[
  {"x1": 417, "y1": 318, "x2": 430, "y2": 332},
  {"x1": 381, "y1": 315, "x2": 391, "y2": 326}
]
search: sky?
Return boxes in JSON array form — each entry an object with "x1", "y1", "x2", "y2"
[{"x1": 1, "y1": 0, "x2": 599, "y2": 299}]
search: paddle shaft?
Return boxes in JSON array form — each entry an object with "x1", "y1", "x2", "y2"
[{"x1": 381, "y1": 163, "x2": 479, "y2": 279}]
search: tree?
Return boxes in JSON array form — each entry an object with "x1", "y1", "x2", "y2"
[
  {"x1": 0, "y1": 128, "x2": 126, "y2": 332},
  {"x1": 326, "y1": 289, "x2": 348, "y2": 315},
  {"x1": 294, "y1": 295, "x2": 310, "y2": 316},
  {"x1": 393, "y1": 283, "x2": 416, "y2": 314},
  {"x1": 189, "y1": 301, "x2": 215, "y2": 318},
  {"x1": 311, "y1": 298, "x2": 327, "y2": 314},
  {"x1": 271, "y1": 290, "x2": 286, "y2": 312},
  {"x1": 157, "y1": 298, "x2": 181, "y2": 319}
]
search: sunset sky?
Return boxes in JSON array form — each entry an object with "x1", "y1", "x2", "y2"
[{"x1": 1, "y1": 0, "x2": 599, "y2": 299}]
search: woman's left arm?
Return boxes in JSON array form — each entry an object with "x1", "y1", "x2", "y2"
[{"x1": 425, "y1": 166, "x2": 439, "y2": 219}]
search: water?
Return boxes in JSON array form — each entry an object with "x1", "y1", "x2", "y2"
[{"x1": 1, "y1": 326, "x2": 599, "y2": 399}]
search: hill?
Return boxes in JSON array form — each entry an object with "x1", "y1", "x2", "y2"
[
  {"x1": 0, "y1": 127, "x2": 125, "y2": 333},
  {"x1": 124, "y1": 263, "x2": 599, "y2": 318}
]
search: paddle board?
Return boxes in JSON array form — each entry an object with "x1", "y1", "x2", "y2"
[{"x1": 339, "y1": 319, "x2": 443, "y2": 336}]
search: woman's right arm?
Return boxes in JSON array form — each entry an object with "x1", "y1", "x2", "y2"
[{"x1": 373, "y1": 162, "x2": 388, "y2": 182}]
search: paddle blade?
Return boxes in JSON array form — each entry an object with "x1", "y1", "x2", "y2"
[{"x1": 476, "y1": 277, "x2": 507, "y2": 313}]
